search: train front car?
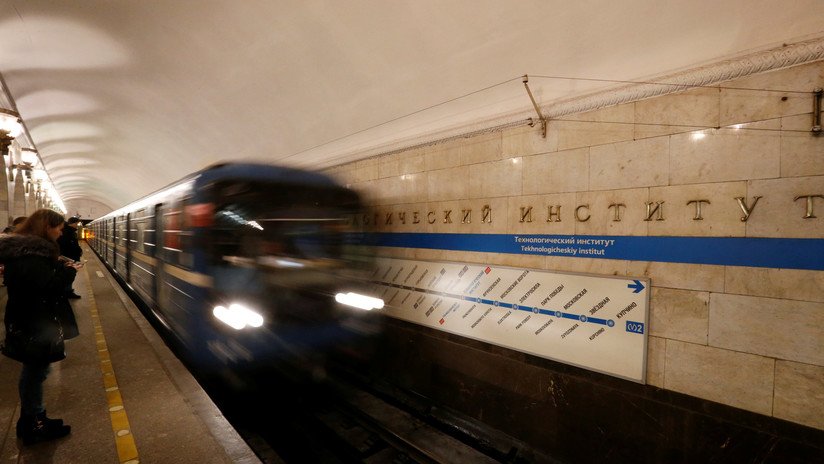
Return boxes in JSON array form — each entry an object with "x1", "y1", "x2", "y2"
[{"x1": 189, "y1": 164, "x2": 380, "y2": 375}]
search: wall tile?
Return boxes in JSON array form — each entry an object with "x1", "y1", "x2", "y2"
[
  {"x1": 725, "y1": 267, "x2": 824, "y2": 303},
  {"x1": 461, "y1": 132, "x2": 503, "y2": 165},
  {"x1": 428, "y1": 166, "x2": 470, "y2": 201},
  {"x1": 371, "y1": 176, "x2": 404, "y2": 206},
  {"x1": 544, "y1": 255, "x2": 629, "y2": 276},
  {"x1": 502, "y1": 124, "x2": 558, "y2": 158},
  {"x1": 556, "y1": 104, "x2": 635, "y2": 151},
  {"x1": 635, "y1": 86, "x2": 720, "y2": 128},
  {"x1": 351, "y1": 181, "x2": 379, "y2": 206},
  {"x1": 626, "y1": 261, "x2": 725, "y2": 292},
  {"x1": 646, "y1": 335, "x2": 666, "y2": 388},
  {"x1": 398, "y1": 148, "x2": 426, "y2": 174},
  {"x1": 664, "y1": 340, "x2": 774, "y2": 416},
  {"x1": 590, "y1": 137, "x2": 669, "y2": 190},
  {"x1": 773, "y1": 360, "x2": 824, "y2": 430},
  {"x1": 522, "y1": 147, "x2": 589, "y2": 195},
  {"x1": 376, "y1": 246, "x2": 416, "y2": 259},
  {"x1": 669, "y1": 126, "x2": 780, "y2": 185},
  {"x1": 780, "y1": 120, "x2": 824, "y2": 177},
  {"x1": 634, "y1": 124, "x2": 706, "y2": 141},
  {"x1": 469, "y1": 158, "x2": 523, "y2": 199},
  {"x1": 425, "y1": 141, "x2": 462, "y2": 171},
  {"x1": 745, "y1": 175, "x2": 824, "y2": 238},
  {"x1": 507, "y1": 194, "x2": 576, "y2": 235},
  {"x1": 414, "y1": 248, "x2": 445, "y2": 261},
  {"x1": 719, "y1": 61, "x2": 824, "y2": 127},
  {"x1": 378, "y1": 158, "x2": 400, "y2": 178},
  {"x1": 440, "y1": 250, "x2": 489, "y2": 265},
  {"x1": 565, "y1": 102, "x2": 636, "y2": 123},
  {"x1": 650, "y1": 288, "x2": 709, "y2": 345},
  {"x1": 400, "y1": 172, "x2": 428, "y2": 203},
  {"x1": 488, "y1": 253, "x2": 546, "y2": 270},
  {"x1": 556, "y1": 120, "x2": 636, "y2": 152},
  {"x1": 709, "y1": 293, "x2": 824, "y2": 366},
  {"x1": 574, "y1": 188, "x2": 649, "y2": 236},
  {"x1": 647, "y1": 182, "x2": 747, "y2": 237},
  {"x1": 348, "y1": 159, "x2": 381, "y2": 183}
]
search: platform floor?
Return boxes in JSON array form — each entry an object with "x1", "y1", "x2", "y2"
[{"x1": 0, "y1": 244, "x2": 263, "y2": 464}]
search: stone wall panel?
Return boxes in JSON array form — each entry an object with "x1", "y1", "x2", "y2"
[
  {"x1": 664, "y1": 340, "x2": 774, "y2": 416},
  {"x1": 773, "y1": 360, "x2": 824, "y2": 430},
  {"x1": 709, "y1": 293, "x2": 824, "y2": 366}
]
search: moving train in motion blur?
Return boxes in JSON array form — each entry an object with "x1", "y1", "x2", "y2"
[{"x1": 88, "y1": 163, "x2": 382, "y2": 375}]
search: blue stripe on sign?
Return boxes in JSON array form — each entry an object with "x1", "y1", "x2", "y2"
[
  {"x1": 368, "y1": 233, "x2": 824, "y2": 271},
  {"x1": 561, "y1": 313, "x2": 579, "y2": 321}
]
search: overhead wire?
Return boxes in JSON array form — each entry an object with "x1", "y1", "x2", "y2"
[
  {"x1": 282, "y1": 71, "x2": 819, "y2": 165},
  {"x1": 528, "y1": 74, "x2": 816, "y2": 94},
  {"x1": 280, "y1": 75, "x2": 526, "y2": 162}
]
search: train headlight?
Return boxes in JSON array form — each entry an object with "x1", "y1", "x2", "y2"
[
  {"x1": 213, "y1": 303, "x2": 264, "y2": 330},
  {"x1": 335, "y1": 292, "x2": 385, "y2": 311}
]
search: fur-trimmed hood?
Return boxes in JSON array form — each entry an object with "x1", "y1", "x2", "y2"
[{"x1": 0, "y1": 233, "x2": 58, "y2": 261}]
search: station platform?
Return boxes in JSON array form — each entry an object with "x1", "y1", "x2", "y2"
[{"x1": 0, "y1": 243, "x2": 263, "y2": 464}]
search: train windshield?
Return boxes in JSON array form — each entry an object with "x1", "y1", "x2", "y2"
[{"x1": 207, "y1": 181, "x2": 363, "y2": 269}]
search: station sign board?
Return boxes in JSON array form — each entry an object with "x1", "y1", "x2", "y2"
[{"x1": 370, "y1": 257, "x2": 650, "y2": 383}]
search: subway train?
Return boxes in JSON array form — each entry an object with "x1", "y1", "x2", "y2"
[{"x1": 88, "y1": 163, "x2": 382, "y2": 375}]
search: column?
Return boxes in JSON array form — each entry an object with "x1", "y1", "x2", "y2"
[{"x1": 11, "y1": 165, "x2": 26, "y2": 220}]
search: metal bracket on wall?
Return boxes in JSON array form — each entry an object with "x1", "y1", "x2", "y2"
[
  {"x1": 522, "y1": 75, "x2": 547, "y2": 138},
  {"x1": 813, "y1": 88, "x2": 822, "y2": 134}
]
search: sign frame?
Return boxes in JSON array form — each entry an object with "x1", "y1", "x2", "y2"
[{"x1": 371, "y1": 256, "x2": 651, "y2": 383}]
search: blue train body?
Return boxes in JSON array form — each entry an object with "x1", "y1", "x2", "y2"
[{"x1": 88, "y1": 163, "x2": 380, "y2": 372}]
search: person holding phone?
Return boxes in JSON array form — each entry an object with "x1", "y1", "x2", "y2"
[
  {"x1": 0, "y1": 209, "x2": 77, "y2": 444},
  {"x1": 57, "y1": 217, "x2": 83, "y2": 299}
]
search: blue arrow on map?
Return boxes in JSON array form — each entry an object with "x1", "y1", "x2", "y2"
[{"x1": 628, "y1": 280, "x2": 645, "y2": 293}]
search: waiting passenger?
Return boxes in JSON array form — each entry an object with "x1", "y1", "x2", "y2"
[
  {"x1": 0, "y1": 209, "x2": 78, "y2": 444},
  {"x1": 2, "y1": 216, "x2": 28, "y2": 234},
  {"x1": 57, "y1": 217, "x2": 83, "y2": 299}
]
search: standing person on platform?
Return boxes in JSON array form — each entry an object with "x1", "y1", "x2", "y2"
[
  {"x1": 0, "y1": 209, "x2": 77, "y2": 444},
  {"x1": 2, "y1": 216, "x2": 28, "y2": 234},
  {"x1": 57, "y1": 217, "x2": 83, "y2": 299}
]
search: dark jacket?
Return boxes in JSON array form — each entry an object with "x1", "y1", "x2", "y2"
[
  {"x1": 57, "y1": 223, "x2": 82, "y2": 261},
  {"x1": 0, "y1": 234, "x2": 79, "y2": 342}
]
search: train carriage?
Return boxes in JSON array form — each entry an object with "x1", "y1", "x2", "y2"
[{"x1": 89, "y1": 163, "x2": 381, "y2": 373}]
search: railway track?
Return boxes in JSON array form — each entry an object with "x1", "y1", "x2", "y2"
[{"x1": 211, "y1": 367, "x2": 514, "y2": 463}]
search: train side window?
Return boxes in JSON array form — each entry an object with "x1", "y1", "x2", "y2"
[
  {"x1": 144, "y1": 208, "x2": 157, "y2": 256},
  {"x1": 163, "y1": 200, "x2": 193, "y2": 269},
  {"x1": 131, "y1": 209, "x2": 145, "y2": 253},
  {"x1": 118, "y1": 217, "x2": 127, "y2": 247},
  {"x1": 133, "y1": 220, "x2": 145, "y2": 253}
]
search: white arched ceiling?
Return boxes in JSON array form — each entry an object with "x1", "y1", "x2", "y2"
[{"x1": 1, "y1": 0, "x2": 824, "y2": 217}]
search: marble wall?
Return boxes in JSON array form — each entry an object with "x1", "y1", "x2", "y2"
[{"x1": 327, "y1": 61, "x2": 824, "y2": 432}]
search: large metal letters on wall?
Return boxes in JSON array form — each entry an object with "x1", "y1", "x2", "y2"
[{"x1": 371, "y1": 257, "x2": 650, "y2": 382}]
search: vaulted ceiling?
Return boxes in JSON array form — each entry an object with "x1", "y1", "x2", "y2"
[{"x1": 2, "y1": 0, "x2": 823, "y2": 217}]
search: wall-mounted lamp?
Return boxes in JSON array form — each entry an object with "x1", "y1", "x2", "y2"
[
  {"x1": 12, "y1": 148, "x2": 38, "y2": 185},
  {"x1": 20, "y1": 147, "x2": 38, "y2": 165},
  {"x1": 0, "y1": 108, "x2": 23, "y2": 159}
]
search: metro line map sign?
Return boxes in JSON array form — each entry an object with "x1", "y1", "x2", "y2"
[{"x1": 370, "y1": 257, "x2": 650, "y2": 383}]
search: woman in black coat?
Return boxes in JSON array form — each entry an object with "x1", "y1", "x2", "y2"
[{"x1": 0, "y1": 209, "x2": 77, "y2": 444}]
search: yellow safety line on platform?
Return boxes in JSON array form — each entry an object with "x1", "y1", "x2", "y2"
[{"x1": 83, "y1": 266, "x2": 140, "y2": 464}]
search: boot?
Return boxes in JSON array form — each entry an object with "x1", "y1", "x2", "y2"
[
  {"x1": 16, "y1": 414, "x2": 71, "y2": 445},
  {"x1": 15, "y1": 411, "x2": 63, "y2": 437},
  {"x1": 37, "y1": 410, "x2": 64, "y2": 428}
]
